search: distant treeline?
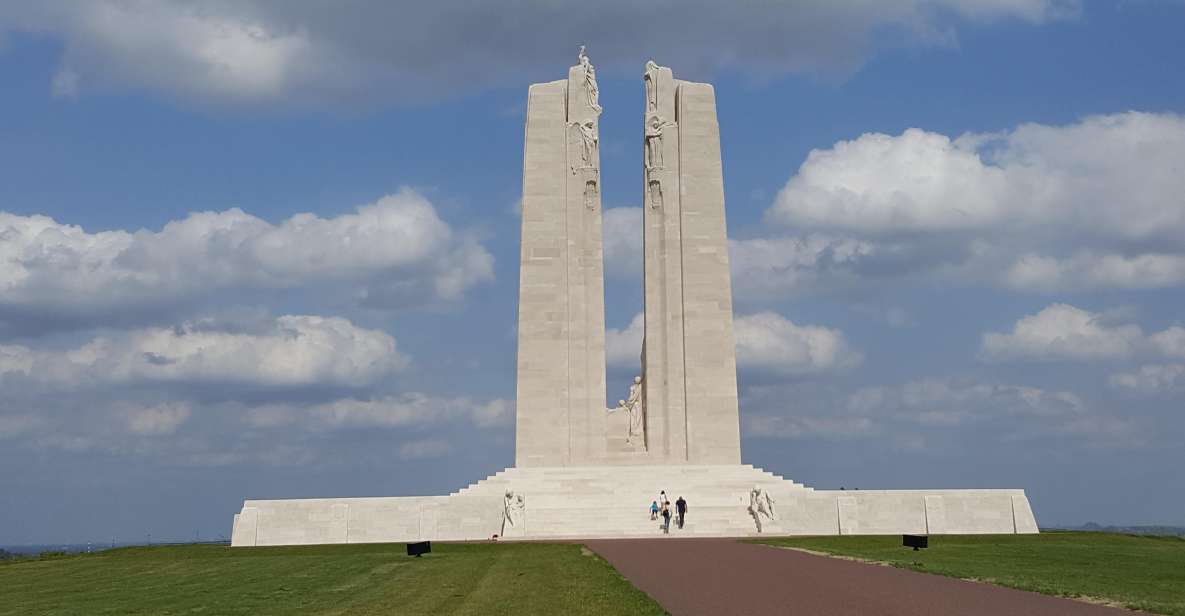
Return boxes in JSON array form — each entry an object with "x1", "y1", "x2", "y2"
[{"x1": 1048, "y1": 523, "x2": 1185, "y2": 536}]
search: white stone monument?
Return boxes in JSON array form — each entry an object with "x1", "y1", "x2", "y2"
[{"x1": 230, "y1": 52, "x2": 1039, "y2": 546}]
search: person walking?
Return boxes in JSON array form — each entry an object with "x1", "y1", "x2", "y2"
[
  {"x1": 660, "y1": 501, "x2": 671, "y2": 534},
  {"x1": 675, "y1": 496, "x2": 687, "y2": 529},
  {"x1": 649, "y1": 500, "x2": 659, "y2": 520}
]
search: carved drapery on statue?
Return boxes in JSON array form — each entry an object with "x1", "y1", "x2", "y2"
[
  {"x1": 501, "y1": 490, "x2": 526, "y2": 536},
  {"x1": 644, "y1": 113, "x2": 675, "y2": 171},
  {"x1": 578, "y1": 46, "x2": 603, "y2": 115},
  {"x1": 748, "y1": 487, "x2": 776, "y2": 532},
  {"x1": 610, "y1": 374, "x2": 646, "y2": 450},
  {"x1": 644, "y1": 60, "x2": 659, "y2": 112},
  {"x1": 569, "y1": 120, "x2": 598, "y2": 170},
  {"x1": 643, "y1": 61, "x2": 675, "y2": 215}
]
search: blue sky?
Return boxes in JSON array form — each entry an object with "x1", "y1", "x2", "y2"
[{"x1": 2, "y1": 1, "x2": 1184, "y2": 545}]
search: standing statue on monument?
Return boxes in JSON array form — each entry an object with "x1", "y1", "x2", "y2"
[
  {"x1": 569, "y1": 119, "x2": 598, "y2": 170},
  {"x1": 625, "y1": 375, "x2": 644, "y2": 444},
  {"x1": 577, "y1": 45, "x2": 603, "y2": 115},
  {"x1": 610, "y1": 375, "x2": 646, "y2": 447},
  {"x1": 644, "y1": 60, "x2": 660, "y2": 112},
  {"x1": 748, "y1": 487, "x2": 776, "y2": 532},
  {"x1": 502, "y1": 490, "x2": 526, "y2": 536},
  {"x1": 644, "y1": 112, "x2": 676, "y2": 170}
]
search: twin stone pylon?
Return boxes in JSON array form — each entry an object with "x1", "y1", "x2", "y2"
[
  {"x1": 229, "y1": 53, "x2": 1040, "y2": 546},
  {"x1": 515, "y1": 52, "x2": 741, "y2": 467}
]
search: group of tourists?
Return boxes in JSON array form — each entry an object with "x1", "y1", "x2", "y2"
[{"x1": 649, "y1": 491, "x2": 687, "y2": 534}]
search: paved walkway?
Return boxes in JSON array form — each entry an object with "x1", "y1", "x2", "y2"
[{"x1": 586, "y1": 538, "x2": 1134, "y2": 616}]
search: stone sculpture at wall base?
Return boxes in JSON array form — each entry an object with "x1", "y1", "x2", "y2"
[{"x1": 230, "y1": 52, "x2": 1039, "y2": 546}]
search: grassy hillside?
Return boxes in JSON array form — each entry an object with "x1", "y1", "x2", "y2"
[
  {"x1": 758, "y1": 531, "x2": 1185, "y2": 615},
  {"x1": 0, "y1": 542, "x2": 665, "y2": 616}
]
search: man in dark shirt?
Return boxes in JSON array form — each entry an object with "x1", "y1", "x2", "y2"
[{"x1": 675, "y1": 496, "x2": 687, "y2": 529}]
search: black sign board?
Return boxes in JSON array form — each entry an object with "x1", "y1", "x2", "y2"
[
  {"x1": 407, "y1": 541, "x2": 431, "y2": 557},
  {"x1": 902, "y1": 534, "x2": 928, "y2": 550}
]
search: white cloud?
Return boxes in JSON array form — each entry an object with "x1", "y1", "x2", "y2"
[
  {"x1": 772, "y1": 128, "x2": 1013, "y2": 233},
  {"x1": 0, "y1": 1, "x2": 1076, "y2": 105},
  {"x1": 398, "y1": 438, "x2": 453, "y2": 460},
  {"x1": 734, "y1": 312, "x2": 862, "y2": 375},
  {"x1": 981, "y1": 304, "x2": 1185, "y2": 362},
  {"x1": 608, "y1": 311, "x2": 860, "y2": 376},
  {"x1": 729, "y1": 234, "x2": 875, "y2": 299},
  {"x1": 1004, "y1": 252, "x2": 1185, "y2": 291},
  {"x1": 603, "y1": 207, "x2": 642, "y2": 281},
  {"x1": 981, "y1": 304, "x2": 1143, "y2": 361},
  {"x1": 0, "y1": 315, "x2": 405, "y2": 388},
  {"x1": 606, "y1": 313, "x2": 645, "y2": 369},
  {"x1": 770, "y1": 113, "x2": 1185, "y2": 240},
  {"x1": 1109, "y1": 364, "x2": 1185, "y2": 396},
  {"x1": 0, "y1": 188, "x2": 493, "y2": 332},
  {"x1": 847, "y1": 378, "x2": 1085, "y2": 425},
  {"x1": 744, "y1": 377, "x2": 1132, "y2": 446},
  {"x1": 246, "y1": 393, "x2": 511, "y2": 431},
  {"x1": 470, "y1": 399, "x2": 514, "y2": 428},
  {"x1": 1150, "y1": 327, "x2": 1185, "y2": 358},
  {"x1": 760, "y1": 112, "x2": 1185, "y2": 294},
  {"x1": 745, "y1": 413, "x2": 875, "y2": 439}
]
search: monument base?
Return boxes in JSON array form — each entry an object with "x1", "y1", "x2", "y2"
[{"x1": 230, "y1": 465, "x2": 1037, "y2": 546}]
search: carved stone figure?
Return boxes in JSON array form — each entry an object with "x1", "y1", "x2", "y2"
[
  {"x1": 748, "y1": 487, "x2": 776, "y2": 532},
  {"x1": 610, "y1": 375, "x2": 646, "y2": 447},
  {"x1": 625, "y1": 375, "x2": 644, "y2": 443},
  {"x1": 502, "y1": 490, "x2": 526, "y2": 536},
  {"x1": 647, "y1": 178, "x2": 663, "y2": 211},
  {"x1": 577, "y1": 45, "x2": 603, "y2": 115},
  {"x1": 644, "y1": 113, "x2": 675, "y2": 170},
  {"x1": 583, "y1": 178, "x2": 598, "y2": 211},
  {"x1": 569, "y1": 119, "x2": 598, "y2": 169},
  {"x1": 644, "y1": 60, "x2": 659, "y2": 112}
]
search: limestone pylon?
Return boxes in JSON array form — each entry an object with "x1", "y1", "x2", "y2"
[
  {"x1": 637, "y1": 61, "x2": 741, "y2": 465},
  {"x1": 515, "y1": 46, "x2": 608, "y2": 467},
  {"x1": 229, "y1": 53, "x2": 1039, "y2": 546}
]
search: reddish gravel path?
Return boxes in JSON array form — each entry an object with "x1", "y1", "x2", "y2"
[{"x1": 586, "y1": 538, "x2": 1134, "y2": 616}]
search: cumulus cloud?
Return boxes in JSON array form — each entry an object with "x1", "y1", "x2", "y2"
[
  {"x1": 744, "y1": 377, "x2": 1136, "y2": 447},
  {"x1": 846, "y1": 378, "x2": 1085, "y2": 424},
  {"x1": 398, "y1": 438, "x2": 453, "y2": 461},
  {"x1": 1109, "y1": 364, "x2": 1185, "y2": 396},
  {"x1": 981, "y1": 304, "x2": 1185, "y2": 362},
  {"x1": 759, "y1": 112, "x2": 1185, "y2": 294},
  {"x1": 606, "y1": 313, "x2": 645, "y2": 369},
  {"x1": 607, "y1": 311, "x2": 860, "y2": 376},
  {"x1": 0, "y1": 1, "x2": 1076, "y2": 104},
  {"x1": 245, "y1": 393, "x2": 511, "y2": 431},
  {"x1": 770, "y1": 113, "x2": 1185, "y2": 239},
  {"x1": 734, "y1": 312, "x2": 862, "y2": 376},
  {"x1": 1003, "y1": 253, "x2": 1185, "y2": 291},
  {"x1": 603, "y1": 207, "x2": 642, "y2": 281},
  {"x1": 729, "y1": 234, "x2": 877, "y2": 299},
  {"x1": 0, "y1": 315, "x2": 405, "y2": 389},
  {"x1": 0, "y1": 188, "x2": 493, "y2": 334},
  {"x1": 746, "y1": 413, "x2": 875, "y2": 440}
]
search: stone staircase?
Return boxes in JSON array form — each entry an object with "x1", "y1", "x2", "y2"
[
  {"x1": 232, "y1": 464, "x2": 1038, "y2": 546},
  {"x1": 449, "y1": 464, "x2": 814, "y2": 539}
]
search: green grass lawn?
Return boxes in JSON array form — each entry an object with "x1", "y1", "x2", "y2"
[
  {"x1": 0, "y1": 542, "x2": 666, "y2": 616},
  {"x1": 757, "y1": 531, "x2": 1185, "y2": 615}
]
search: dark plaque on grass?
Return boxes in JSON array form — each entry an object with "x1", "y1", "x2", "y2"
[
  {"x1": 903, "y1": 535, "x2": 928, "y2": 551},
  {"x1": 407, "y1": 541, "x2": 431, "y2": 557}
]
